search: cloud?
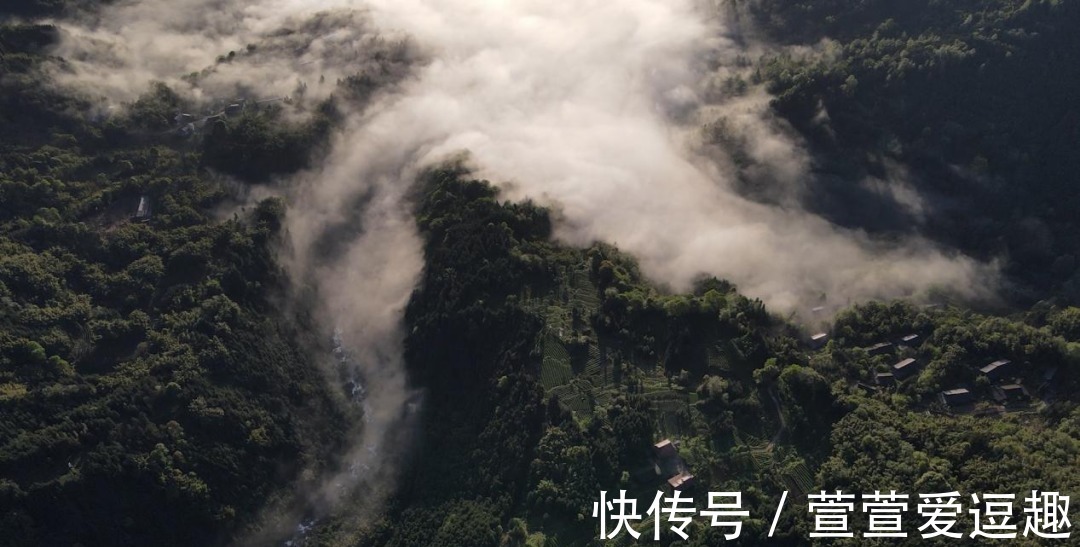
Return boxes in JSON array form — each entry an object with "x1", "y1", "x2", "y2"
[
  {"x1": 47, "y1": 0, "x2": 409, "y2": 107},
  {"x1": 345, "y1": 0, "x2": 997, "y2": 316}
]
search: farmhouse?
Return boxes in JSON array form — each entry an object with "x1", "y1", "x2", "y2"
[
  {"x1": 940, "y1": 388, "x2": 972, "y2": 407},
  {"x1": 980, "y1": 360, "x2": 1012, "y2": 382},
  {"x1": 667, "y1": 472, "x2": 695, "y2": 491},
  {"x1": 653, "y1": 439, "x2": 677, "y2": 460},
  {"x1": 866, "y1": 342, "x2": 894, "y2": 356},
  {"x1": 993, "y1": 384, "x2": 1028, "y2": 404},
  {"x1": 892, "y1": 358, "x2": 921, "y2": 379},
  {"x1": 874, "y1": 372, "x2": 895, "y2": 386}
]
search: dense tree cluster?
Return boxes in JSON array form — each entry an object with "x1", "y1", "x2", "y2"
[
  {"x1": 0, "y1": 18, "x2": 385, "y2": 546},
  {"x1": 335, "y1": 167, "x2": 1076, "y2": 546},
  {"x1": 754, "y1": 0, "x2": 1080, "y2": 301}
]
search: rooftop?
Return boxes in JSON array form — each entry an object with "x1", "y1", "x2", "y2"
[
  {"x1": 980, "y1": 360, "x2": 1011, "y2": 374},
  {"x1": 894, "y1": 358, "x2": 917, "y2": 369},
  {"x1": 667, "y1": 473, "x2": 694, "y2": 490}
]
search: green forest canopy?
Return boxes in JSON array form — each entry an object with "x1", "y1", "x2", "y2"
[{"x1": 2, "y1": 0, "x2": 1080, "y2": 545}]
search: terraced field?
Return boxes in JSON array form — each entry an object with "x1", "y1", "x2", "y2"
[
  {"x1": 782, "y1": 461, "x2": 815, "y2": 498},
  {"x1": 535, "y1": 263, "x2": 704, "y2": 439},
  {"x1": 540, "y1": 334, "x2": 572, "y2": 390}
]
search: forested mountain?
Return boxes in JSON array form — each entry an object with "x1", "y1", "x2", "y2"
[
  {"x1": 0, "y1": 25, "x2": 352, "y2": 546},
  {"x1": 0, "y1": 15, "x2": 397, "y2": 544},
  {"x1": 329, "y1": 169, "x2": 1079, "y2": 546},
  {"x1": 2, "y1": 0, "x2": 1079, "y2": 546},
  {"x1": 754, "y1": 0, "x2": 1080, "y2": 300}
]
